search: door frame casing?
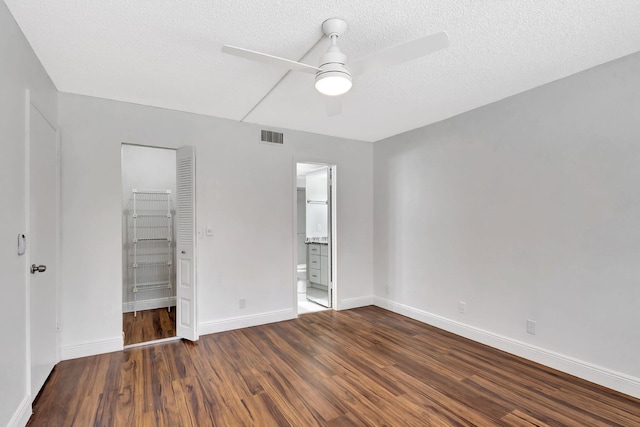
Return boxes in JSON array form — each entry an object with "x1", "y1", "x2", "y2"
[
  {"x1": 24, "y1": 89, "x2": 62, "y2": 400},
  {"x1": 292, "y1": 159, "x2": 338, "y2": 311}
]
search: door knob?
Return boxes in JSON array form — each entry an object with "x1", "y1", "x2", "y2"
[{"x1": 31, "y1": 264, "x2": 47, "y2": 274}]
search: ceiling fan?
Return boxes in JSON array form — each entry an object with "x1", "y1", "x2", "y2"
[{"x1": 222, "y1": 18, "x2": 449, "y2": 114}]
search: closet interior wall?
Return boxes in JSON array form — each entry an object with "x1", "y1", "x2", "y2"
[{"x1": 121, "y1": 144, "x2": 177, "y2": 313}]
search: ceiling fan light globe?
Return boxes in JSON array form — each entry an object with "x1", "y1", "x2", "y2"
[{"x1": 315, "y1": 72, "x2": 352, "y2": 96}]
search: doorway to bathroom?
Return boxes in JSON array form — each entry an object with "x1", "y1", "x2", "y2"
[{"x1": 296, "y1": 163, "x2": 335, "y2": 314}]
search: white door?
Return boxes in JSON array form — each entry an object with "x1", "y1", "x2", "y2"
[
  {"x1": 29, "y1": 101, "x2": 59, "y2": 399},
  {"x1": 176, "y1": 146, "x2": 198, "y2": 341},
  {"x1": 304, "y1": 166, "x2": 333, "y2": 308}
]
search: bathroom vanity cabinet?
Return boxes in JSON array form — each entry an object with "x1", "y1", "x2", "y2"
[{"x1": 307, "y1": 242, "x2": 329, "y2": 286}]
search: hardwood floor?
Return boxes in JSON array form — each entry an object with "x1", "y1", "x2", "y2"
[
  {"x1": 122, "y1": 307, "x2": 176, "y2": 346},
  {"x1": 30, "y1": 306, "x2": 639, "y2": 426}
]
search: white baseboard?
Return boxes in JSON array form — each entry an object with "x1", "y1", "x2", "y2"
[
  {"x1": 374, "y1": 297, "x2": 640, "y2": 399},
  {"x1": 122, "y1": 296, "x2": 177, "y2": 313},
  {"x1": 61, "y1": 336, "x2": 123, "y2": 361},
  {"x1": 198, "y1": 308, "x2": 297, "y2": 336},
  {"x1": 337, "y1": 295, "x2": 374, "y2": 310},
  {"x1": 7, "y1": 394, "x2": 31, "y2": 427}
]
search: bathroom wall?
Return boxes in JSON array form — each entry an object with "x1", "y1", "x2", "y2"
[{"x1": 121, "y1": 144, "x2": 177, "y2": 312}]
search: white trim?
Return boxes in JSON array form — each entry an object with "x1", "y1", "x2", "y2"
[
  {"x1": 55, "y1": 108, "x2": 62, "y2": 365},
  {"x1": 374, "y1": 297, "x2": 640, "y2": 399},
  {"x1": 124, "y1": 336, "x2": 181, "y2": 350},
  {"x1": 337, "y1": 296, "x2": 374, "y2": 310},
  {"x1": 61, "y1": 337, "x2": 123, "y2": 360},
  {"x1": 7, "y1": 394, "x2": 31, "y2": 427},
  {"x1": 292, "y1": 174, "x2": 301, "y2": 312},
  {"x1": 122, "y1": 296, "x2": 177, "y2": 313},
  {"x1": 329, "y1": 165, "x2": 337, "y2": 310},
  {"x1": 24, "y1": 89, "x2": 32, "y2": 404},
  {"x1": 198, "y1": 308, "x2": 296, "y2": 336}
]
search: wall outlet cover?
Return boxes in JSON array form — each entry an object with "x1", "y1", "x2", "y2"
[
  {"x1": 527, "y1": 319, "x2": 536, "y2": 335},
  {"x1": 459, "y1": 301, "x2": 467, "y2": 314}
]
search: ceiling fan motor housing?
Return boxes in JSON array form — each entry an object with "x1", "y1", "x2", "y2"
[
  {"x1": 318, "y1": 47, "x2": 351, "y2": 76},
  {"x1": 314, "y1": 18, "x2": 353, "y2": 96},
  {"x1": 315, "y1": 43, "x2": 352, "y2": 96}
]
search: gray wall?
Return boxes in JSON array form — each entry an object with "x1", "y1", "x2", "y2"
[
  {"x1": 0, "y1": 2, "x2": 58, "y2": 425},
  {"x1": 374, "y1": 51, "x2": 640, "y2": 397},
  {"x1": 58, "y1": 93, "x2": 374, "y2": 358}
]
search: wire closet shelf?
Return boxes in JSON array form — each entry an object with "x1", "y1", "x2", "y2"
[{"x1": 125, "y1": 189, "x2": 175, "y2": 316}]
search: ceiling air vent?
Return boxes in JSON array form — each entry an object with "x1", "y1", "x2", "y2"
[{"x1": 261, "y1": 130, "x2": 284, "y2": 145}]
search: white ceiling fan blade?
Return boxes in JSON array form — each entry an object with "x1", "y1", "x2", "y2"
[
  {"x1": 222, "y1": 45, "x2": 321, "y2": 75},
  {"x1": 349, "y1": 31, "x2": 450, "y2": 76},
  {"x1": 325, "y1": 96, "x2": 343, "y2": 116}
]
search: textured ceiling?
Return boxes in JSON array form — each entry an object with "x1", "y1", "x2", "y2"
[{"x1": 5, "y1": 1, "x2": 640, "y2": 142}]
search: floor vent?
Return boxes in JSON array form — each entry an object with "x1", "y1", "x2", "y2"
[{"x1": 261, "y1": 130, "x2": 284, "y2": 145}]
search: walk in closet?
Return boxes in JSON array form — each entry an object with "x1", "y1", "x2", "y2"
[{"x1": 121, "y1": 144, "x2": 178, "y2": 346}]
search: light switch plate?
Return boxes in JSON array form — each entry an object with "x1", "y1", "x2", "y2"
[{"x1": 206, "y1": 226, "x2": 213, "y2": 236}]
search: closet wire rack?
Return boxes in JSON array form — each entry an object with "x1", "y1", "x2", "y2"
[{"x1": 125, "y1": 190, "x2": 175, "y2": 316}]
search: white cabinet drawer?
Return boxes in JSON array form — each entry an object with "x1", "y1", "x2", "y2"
[
  {"x1": 308, "y1": 254, "x2": 321, "y2": 269},
  {"x1": 309, "y1": 268, "x2": 321, "y2": 284},
  {"x1": 307, "y1": 243, "x2": 328, "y2": 285}
]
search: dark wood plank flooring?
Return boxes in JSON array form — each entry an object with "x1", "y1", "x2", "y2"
[
  {"x1": 122, "y1": 307, "x2": 176, "y2": 346},
  {"x1": 29, "y1": 306, "x2": 640, "y2": 426}
]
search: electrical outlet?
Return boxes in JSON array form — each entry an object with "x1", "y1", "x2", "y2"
[
  {"x1": 206, "y1": 225, "x2": 213, "y2": 236},
  {"x1": 458, "y1": 301, "x2": 467, "y2": 314},
  {"x1": 239, "y1": 298, "x2": 246, "y2": 309},
  {"x1": 527, "y1": 319, "x2": 536, "y2": 335}
]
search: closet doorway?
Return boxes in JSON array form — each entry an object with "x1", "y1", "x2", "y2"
[
  {"x1": 121, "y1": 144, "x2": 177, "y2": 346},
  {"x1": 295, "y1": 163, "x2": 336, "y2": 314}
]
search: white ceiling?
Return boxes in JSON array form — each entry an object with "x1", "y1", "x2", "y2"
[{"x1": 5, "y1": 1, "x2": 640, "y2": 142}]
